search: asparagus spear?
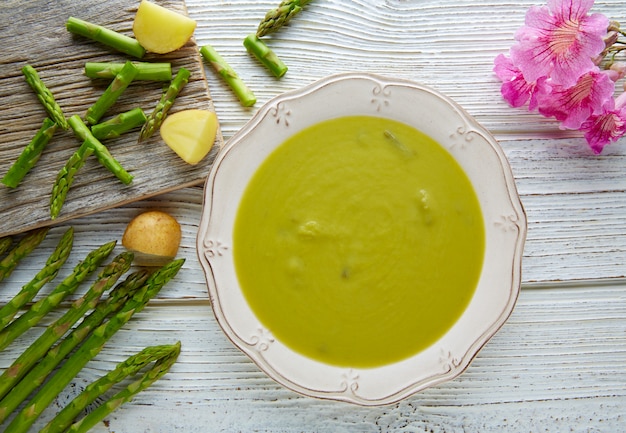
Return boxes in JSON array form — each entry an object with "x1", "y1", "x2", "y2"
[
  {"x1": 0, "y1": 251, "x2": 132, "y2": 401},
  {"x1": 0, "y1": 227, "x2": 49, "y2": 282},
  {"x1": 0, "y1": 270, "x2": 150, "y2": 424},
  {"x1": 0, "y1": 240, "x2": 116, "y2": 351},
  {"x1": 256, "y1": 0, "x2": 312, "y2": 37},
  {"x1": 200, "y1": 45, "x2": 256, "y2": 107},
  {"x1": 243, "y1": 34, "x2": 288, "y2": 78},
  {"x1": 5, "y1": 259, "x2": 184, "y2": 433},
  {"x1": 85, "y1": 61, "x2": 139, "y2": 125},
  {"x1": 66, "y1": 16, "x2": 145, "y2": 59},
  {"x1": 0, "y1": 227, "x2": 73, "y2": 330},
  {"x1": 1, "y1": 118, "x2": 58, "y2": 188},
  {"x1": 139, "y1": 68, "x2": 190, "y2": 140},
  {"x1": 41, "y1": 342, "x2": 181, "y2": 433},
  {"x1": 0, "y1": 236, "x2": 12, "y2": 256},
  {"x1": 85, "y1": 62, "x2": 172, "y2": 81},
  {"x1": 91, "y1": 107, "x2": 147, "y2": 140},
  {"x1": 49, "y1": 140, "x2": 94, "y2": 220},
  {"x1": 21, "y1": 65, "x2": 69, "y2": 130},
  {"x1": 68, "y1": 115, "x2": 134, "y2": 184}
]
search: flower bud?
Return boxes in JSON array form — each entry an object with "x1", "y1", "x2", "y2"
[
  {"x1": 603, "y1": 30, "x2": 619, "y2": 48},
  {"x1": 610, "y1": 62, "x2": 626, "y2": 81},
  {"x1": 607, "y1": 20, "x2": 621, "y2": 32}
]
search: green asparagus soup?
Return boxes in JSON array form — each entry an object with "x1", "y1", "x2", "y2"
[{"x1": 233, "y1": 116, "x2": 485, "y2": 368}]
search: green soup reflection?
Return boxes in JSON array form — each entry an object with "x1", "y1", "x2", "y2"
[{"x1": 233, "y1": 116, "x2": 485, "y2": 368}]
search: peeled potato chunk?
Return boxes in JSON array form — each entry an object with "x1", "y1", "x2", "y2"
[
  {"x1": 160, "y1": 109, "x2": 218, "y2": 165},
  {"x1": 133, "y1": 0, "x2": 197, "y2": 54},
  {"x1": 122, "y1": 211, "x2": 182, "y2": 266}
]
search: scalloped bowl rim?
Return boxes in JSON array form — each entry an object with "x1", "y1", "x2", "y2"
[{"x1": 197, "y1": 72, "x2": 527, "y2": 406}]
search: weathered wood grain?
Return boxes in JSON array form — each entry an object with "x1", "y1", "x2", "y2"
[{"x1": 0, "y1": 0, "x2": 223, "y2": 237}]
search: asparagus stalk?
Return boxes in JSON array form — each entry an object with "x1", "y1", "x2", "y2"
[
  {"x1": 0, "y1": 227, "x2": 73, "y2": 330},
  {"x1": 5, "y1": 259, "x2": 184, "y2": 433},
  {"x1": 91, "y1": 107, "x2": 147, "y2": 140},
  {"x1": 0, "y1": 236, "x2": 12, "y2": 256},
  {"x1": 0, "y1": 240, "x2": 116, "y2": 351},
  {"x1": 85, "y1": 62, "x2": 172, "y2": 81},
  {"x1": 0, "y1": 270, "x2": 150, "y2": 424},
  {"x1": 0, "y1": 227, "x2": 49, "y2": 282},
  {"x1": 49, "y1": 140, "x2": 94, "y2": 220},
  {"x1": 42, "y1": 342, "x2": 181, "y2": 433},
  {"x1": 200, "y1": 45, "x2": 256, "y2": 107},
  {"x1": 243, "y1": 34, "x2": 288, "y2": 78},
  {"x1": 256, "y1": 0, "x2": 312, "y2": 37},
  {"x1": 1, "y1": 118, "x2": 58, "y2": 188},
  {"x1": 85, "y1": 61, "x2": 139, "y2": 125},
  {"x1": 68, "y1": 114, "x2": 134, "y2": 184},
  {"x1": 0, "y1": 251, "x2": 132, "y2": 401},
  {"x1": 66, "y1": 16, "x2": 145, "y2": 59},
  {"x1": 21, "y1": 65, "x2": 69, "y2": 130},
  {"x1": 139, "y1": 68, "x2": 190, "y2": 140}
]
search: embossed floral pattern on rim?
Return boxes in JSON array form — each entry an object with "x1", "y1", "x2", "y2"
[{"x1": 196, "y1": 72, "x2": 527, "y2": 406}]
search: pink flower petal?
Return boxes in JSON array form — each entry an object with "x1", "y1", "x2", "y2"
[
  {"x1": 494, "y1": 53, "x2": 550, "y2": 110},
  {"x1": 537, "y1": 69, "x2": 615, "y2": 129},
  {"x1": 511, "y1": 0, "x2": 609, "y2": 87},
  {"x1": 579, "y1": 101, "x2": 626, "y2": 153}
]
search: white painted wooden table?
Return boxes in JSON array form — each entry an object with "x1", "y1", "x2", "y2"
[{"x1": 2, "y1": 0, "x2": 626, "y2": 431}]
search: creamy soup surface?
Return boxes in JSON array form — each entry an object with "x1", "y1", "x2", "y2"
[{"x1": 233, "y1": 116, "x2": 485, "y2": 367}]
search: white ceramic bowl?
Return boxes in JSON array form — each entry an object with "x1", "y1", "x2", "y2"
[{"x1": 197, "y1": 72, "x2": 526, "y2": 406}]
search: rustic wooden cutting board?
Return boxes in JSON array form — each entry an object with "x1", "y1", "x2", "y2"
[{"x1": 0, "y1": 0, "x2": 223, "y2": 237}]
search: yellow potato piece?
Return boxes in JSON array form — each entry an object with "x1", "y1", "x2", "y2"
[
  {"x1": 160, "y1": 109, "x2": 218, "y2": 164},
  {"x1": 122, "y1": 210, "x2": 182, "y2": 266},
  {"x1": 133, "y1": 0, "x2": 197, "y2": 54}
]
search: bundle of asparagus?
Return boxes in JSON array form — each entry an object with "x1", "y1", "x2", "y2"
[
  {"x1": 0, "y1": 228, "x2": 184, "y2": 430},
  {"x1": 0, "y1": 229, "x2": 73, "y2": 329},
  {"x1": 0, "y1": 228, "x2": 50, "y2": 282}
]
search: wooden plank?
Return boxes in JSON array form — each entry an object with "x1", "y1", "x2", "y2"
[
  {"x1": 2, "y1": 283, "x2": 624, "y2": 431},
  {"x1": 0, "y1": 0, "x2": 223, "y2": 237}
]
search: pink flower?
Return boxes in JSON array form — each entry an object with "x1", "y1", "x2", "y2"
[
  {"x1": 493, "y1": 54, "x2": 550, "y2": 110},
  {"x1": 510, "y1": 0, "x2": 609, "y2": 87},
  {"x1": 579, "y1": 94, "x2": 626, "y2": 153},
  {"x1": 536, "y1": 68, "x2": 615, "y2": 129}
]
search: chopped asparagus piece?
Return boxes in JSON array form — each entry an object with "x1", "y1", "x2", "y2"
[
  {"x1": 91, "y1": 107, "x2": 147, "y2": 140},
  {"x1": 1, "y1": 118, "x2": 58, "y2": 188},
  {"x1": 85, "y1": 62, "x2": 172, "y2": 81},
  {"x1": 66, "y1": 16, "x2": 145, "y2": 58},
  {"x1": 49, "y1": 140, "x2": 94, "y2": 220},
  {"x1": 85, "y1": 61, "x2": 139, "y2": 125},
  {"x1": 140, "y1": 68, "x2": 191, "y2": 140},
  {"x1": 243, "y1": 34, "x2": 288, "y2": 78},
  {"x1": 200, "y1": 45, "x2": 256, "y2": 107},
  {"x1": 22, "y1": 65, "x2": 68, "y2": 129},
  {"x1": 256, "y1": 0, "x2": 312, "y2": 37},
  {"x1": 68, "y1": 115, "x2": 133, "y2": 185}
]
